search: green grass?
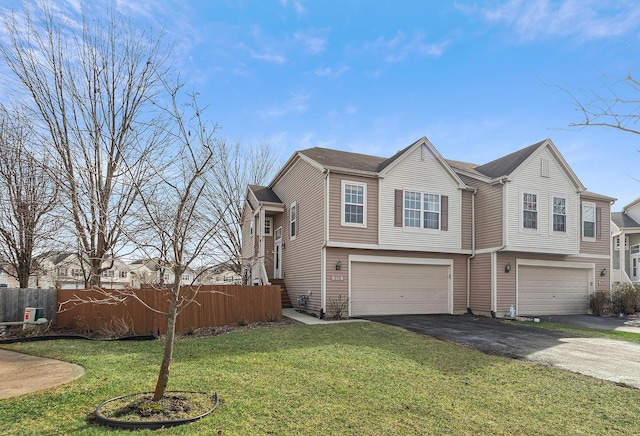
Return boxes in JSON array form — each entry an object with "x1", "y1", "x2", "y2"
[
  {"x1": 531, "y1": 320, "x2": 640, "y2": 343},
  {"x1": 2, "y1": 322, "x2": 640, "y2": 435}
]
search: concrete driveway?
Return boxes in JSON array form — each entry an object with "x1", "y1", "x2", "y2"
[{"x1": 363, "y1": 314, "x2": 640, "y2": 389}]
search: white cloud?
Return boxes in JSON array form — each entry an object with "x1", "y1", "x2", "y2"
[
  {"x1": 293, "y1": 30, "x2": 328, "y2": 54},
  {"x1": 279, "y1": 0, "x2": 306, "y2": 16},
  {"x1": 462, "y1": 0, "x2": 640, "y2": 42},
  {"x1": 259, "y1": 92, "x2": 311, "y2": 117},
  {"x1": 365, "y1": 31, "x2": 451, "y2": 62},
  {"x1": 313, "y1": 65, "x2": 349, "y2": 77}
]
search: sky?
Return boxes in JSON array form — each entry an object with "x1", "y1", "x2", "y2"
[{"x1": 3, "y1": 0, "x2": 640, "y2": 210}]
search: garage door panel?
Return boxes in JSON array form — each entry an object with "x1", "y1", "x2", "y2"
[
  {"x1": 518, "y1": 266, "x2": 589, "y2": 315},
  {"x1": 351, "y1": 262, "x2": 449, "y2": 316}
]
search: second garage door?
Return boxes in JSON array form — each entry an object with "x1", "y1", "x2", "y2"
[
  {"x1": 350, "y1": 261, "x2": 450, "y2": 316},
  {"x1": 518, "y1": 265, "x2": 590, "y2": 315}
]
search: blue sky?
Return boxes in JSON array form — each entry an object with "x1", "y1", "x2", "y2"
[{"x1": 5, "y1": 1, "x2": 640, "y2": 209}]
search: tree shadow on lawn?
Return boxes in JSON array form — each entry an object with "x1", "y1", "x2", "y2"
[{"x1": 171, "y1": 321, "x2": 505, "y2": 376}]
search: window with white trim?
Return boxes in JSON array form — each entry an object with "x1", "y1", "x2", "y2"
[
  {"x1": 342, "y1": 181, "x2": 366, "y2": 227},
  {"x1": 264, "y1": 218, "x2": 273, "y2": 236},
  {"x1": 249, "y1": 220, "x2": 254, "y2": 236},
  {"x1": 522, "y1": 192, "x2": 538, "y2": 230},
  {"x1": 290, "y1": 202, "x2": 297, "y2": 240},
  {"x1": 582, "y1": 202, "x2": 596, "y2": 239},
  {"x1": 552, "y1": 196, "x2": 566, "y2": 233},
  {"x1": 404, "y1": 191, "x2": 440, "y2": 230}
]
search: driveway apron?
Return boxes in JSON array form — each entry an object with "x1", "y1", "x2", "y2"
[{"x1": 363, "y1": 314, "x2": 640, "y2": 389}]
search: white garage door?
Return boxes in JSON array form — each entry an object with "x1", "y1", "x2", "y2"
[
  {"x1": 518, "y1": 266, "x2": 590, "y2": 315},
  {"x1": 350, "y1": 262, "x2": 449, "y2": 316}
]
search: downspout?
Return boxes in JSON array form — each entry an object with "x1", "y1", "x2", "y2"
[
  {"x1": 321, "y1": 168, "x2": 330, "y2": 315},
  {"x1": 490, "y1": 177, "x2": 509, "y2": 317},
  {"x1": 466, "y1": 188, "x2": 477, "y2": 313}
]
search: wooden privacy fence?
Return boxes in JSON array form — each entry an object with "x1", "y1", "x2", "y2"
[
  {"x1": 56, "y1": 285, "x2": 282, "y2": 335},
  {"x1": 0, "y1": 288, "x2": 57, "y2": 323}
]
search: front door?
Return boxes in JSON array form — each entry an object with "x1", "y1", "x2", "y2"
[
  {"x1": 274, "y1": 227, "x2": 282, "y2": 279},
  {"x1": 632, "y1": 245, "x2": 640, "y2": 282}
]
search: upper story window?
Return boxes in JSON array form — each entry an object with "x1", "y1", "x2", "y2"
[
  {"x1": 404, "y1": 191, "x2": 440, "y2": 230},
  {"x1": 582, "y1": 202, "x2": 596, "y2": 240},
  {"x1": 290, "y1": 202, "x2": 297, "y2": 240},
  {"x1": 264, "y1": 218, "x2": 273, "y2": 236},
  {"x1": 522, "y1": 192, "x2": 538, "y2": 230},
  {"x1": 552, "y1": 196, "x2": 566, "y2": 233},
  {"x1": 102, "y1": 270, "x2": 115, "y2": 278},
  {"x1": 342, "y1": 181, "x2": 367, "y2": 227},
  {"x1": 249, "y1": 220, "x2": 254, "y2": 236},
  {"x1": 182, "y1": 274, "x2": 190, "y2": 282},
  {"x1": 119, "y1": 271, "x2": 128, "y2": 278}
]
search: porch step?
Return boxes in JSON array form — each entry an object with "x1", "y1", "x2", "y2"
[{"x1": 271, "y1": 279, "x2": 293, "y2": 309}]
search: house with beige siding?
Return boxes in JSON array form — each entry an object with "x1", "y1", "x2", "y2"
[
  {"x1": 241, "y1": 137, "x2": 614, "y2": 318},
  {"x1": 611, "y1": 197, "x2": 640, "y2": 285}
]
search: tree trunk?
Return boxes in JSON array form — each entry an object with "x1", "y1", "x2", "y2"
[{"x1": 152, "y1": 283, "x2": 179, "y2": 402}]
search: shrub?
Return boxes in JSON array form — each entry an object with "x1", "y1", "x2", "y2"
[
  {"x1": 327, "y1": 295, "x2": 349, "y2": 319},
  {"x1": 589, "y1": 290, "x2": 610, "y2": 316},
  {"x1": 610, "y1": 282, "x2": 640, "y2": 315},
  {"x1": 100, "y1": 315, "x2": 135, "y2": 338}
]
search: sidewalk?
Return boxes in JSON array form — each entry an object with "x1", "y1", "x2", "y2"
[
  {"x1": 0, "y1": 349, "x2": 85, "y2": 400},
  {"x1": 283, "y1": 308, "x2": 368, "y2": 325}
]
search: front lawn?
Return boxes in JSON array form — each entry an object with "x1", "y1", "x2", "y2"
[{"x1": 1, "y1": 322, "x2": 640, "y2": 435}]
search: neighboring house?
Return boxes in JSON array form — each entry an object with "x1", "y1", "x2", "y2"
[
  {"x1": 611, "y1": 197, "x2": 640, "y2": 284},
  {"x1": 30, "y1": 252, "x2": 86, "y2": 289},
  {"x1": 0, "y1": 261, "x2": 19, "y2": 288},
  {"x1": 30, "y1": 252, "x2": 132, "y2": 289},
  {"x1": 128, "y1": 258, "x2": 201, "y2": 288},
  {"x1": 199, "y1": 262, "x2": 242, "y2": 285},
  {"x1": 242, "y1": 137, "x2": 614, "y2": 317}
]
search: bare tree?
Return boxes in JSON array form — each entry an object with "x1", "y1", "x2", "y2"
[
  {"x1": 560, "y1": 71, "x2": 640, "y2": 135},
  {"x1": 207, "y1": 140, "x2": 279, "y2": 274},
  {"x1": 0, "y1": 106, "x2": 59, "y2": 288},
  {"x1": 129, "y1": 84, "x2": 225, "y2": 402},
  {"x1": 0, "y1": 2, "x2": 171, "y2": 287}
]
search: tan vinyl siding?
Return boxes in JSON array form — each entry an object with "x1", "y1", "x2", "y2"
[
  {"x1": 579, "y1": 197, "x2": 611, "y2": 257},
  {"x1": 567, "y1": 255, "x2": 610, "y2": 293},
  {"x1": 497, "y1": 252, "x2": 517, "y2": 316},
  {"x1": 272, "y1": 158, "x2": 325, "y2": 311},
  {"x1": 328, "y1": 173, "x2": 378, "y2": 244},
  {"x1": 460, "y1": 175, "x2": 503, "y2": 250},
  {"x1": 326, "y1": 247, "x2": 468, "y2": 314},
  {"x1": 469, "y1": 253, "x2": 492, "y2": 314},
  {"x1": 240, "y1": 202, "x2": 253, "y2": 260},
  {"x1": 461, "y1": 189, "x2": 473, "y2": 250}
]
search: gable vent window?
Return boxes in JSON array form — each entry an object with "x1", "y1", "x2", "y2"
[{"x1": 541, "y1": 158, "x2": 550, "y2": 177}]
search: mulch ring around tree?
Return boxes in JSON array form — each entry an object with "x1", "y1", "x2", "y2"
[{"x1": 94, "y1": 391, "x2": 220, "y2": 430}]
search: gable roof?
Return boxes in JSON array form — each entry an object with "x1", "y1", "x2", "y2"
[
  {"x1": 298, "y1": 147, "x2": 387, "y2": 173},
  {"x1": 612, "y1": 212, "x2": 640, "y2": 229},
  {"x1": 248, "y1": 185, "x2": 282, "y2": 204},
  {"x1": 271, "y1": 137, "x2": 605, "y2": 196},
  {"x1": 473, "y1": 140, "x2": 545, "y2": 179}
]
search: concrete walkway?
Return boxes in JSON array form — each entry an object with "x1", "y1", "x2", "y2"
[
  {"x1": 283, "y1": 308, "x2": 368, "y2": 325},
  {"x1": 0, "y1": 349, "x2": 85, "y2": 400}
]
